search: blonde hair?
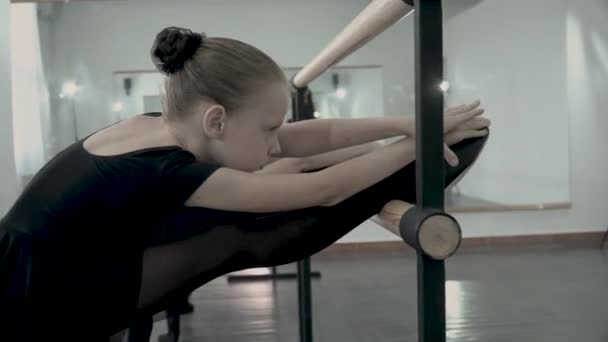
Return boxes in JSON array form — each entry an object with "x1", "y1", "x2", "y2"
[{"x1": 151, "y1": 26, "x2": 286, "y2": 118}]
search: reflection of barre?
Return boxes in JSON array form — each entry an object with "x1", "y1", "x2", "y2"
[
  {"x1": 292, "y1": 0, "x2": 414, "y2": 88},
  {"x1": 375, "y1": 200, "x2": 462, "y2": 260}
]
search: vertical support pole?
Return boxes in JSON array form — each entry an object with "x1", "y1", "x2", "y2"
[
  {"x1": 293, "y1": 86, "x2": 314, "y2": 342},
  {"x1": 297, "y1": 259, "x2": 313, "y2": 342},
  {"x1": 413, "y1": 0, "x2": 446, "y2": 342}
]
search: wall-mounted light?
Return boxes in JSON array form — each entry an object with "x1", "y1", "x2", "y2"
[
  {"x1": 60, "y1": 81, "x2": 79, "y2": 98},
  {"x1": 112, "y1": 102, "x2": 124, "y2": 112},
  {"x1": 439, "y1": 80, "x2": 451, "y2": 93},
  {"x1": 335, "y1": 88, "x2": 348, "y2": 99}
]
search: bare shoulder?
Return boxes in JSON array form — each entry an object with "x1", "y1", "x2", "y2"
[{"x1": 83, "y1": 114, "x2": 176, "y2": 157}]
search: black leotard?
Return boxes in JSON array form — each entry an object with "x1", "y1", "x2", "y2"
[{"x1": 0, "y1": 113, "x2": 219, "y2": 339}]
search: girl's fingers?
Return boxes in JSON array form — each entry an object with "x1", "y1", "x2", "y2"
[
  {"x1": 445, "y1": 129, "x2": 489, "y2": 146},
  {"x1": 446, "y1": 100, "x2": 481, "y2": 115},
  {"x1": 444, "y1": 144, "x2": 459, "y2": 167}
]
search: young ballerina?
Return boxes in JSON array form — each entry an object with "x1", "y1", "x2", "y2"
[{"x1": 0, "y1": 26, "x2": 489, "y2": 341}]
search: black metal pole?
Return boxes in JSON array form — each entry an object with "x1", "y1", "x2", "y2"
[
  {"x1": 414, "y1": 0, "x2": 446, "y2": 342},
  {"x1": 292, "y1": 86, "x2": 316, "y2": 342},
  {"x1": 297, "y1": 258, "x2": 313, "y2": 342}
]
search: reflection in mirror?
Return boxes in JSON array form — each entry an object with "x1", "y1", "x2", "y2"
[
  {"x1": 9, "y1": 0, "x2": 571, "y2": 213},
  {"x1": 112, "y1": 72, "x2": 164, "y2": 119},
  {"x1": 285, "y1": 66, "x2": 384, "y2": 121},
  {"x1": 441, "y1": 0, "x2": 571, "y2": 211},
  {"x1": 113, "y1": 66, "x2": 385, "y2": 122}
]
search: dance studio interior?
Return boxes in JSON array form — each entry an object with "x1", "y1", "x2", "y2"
[{"x1": 1, "y1": 0, "x2": 607, "y2": 341}]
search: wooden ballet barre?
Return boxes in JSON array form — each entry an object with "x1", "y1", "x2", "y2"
[
  {"x1": 375, "y1": 200, "x2": 462, "y2": 260},
  {"x1": 292, "y1": 0, "x2": 414, "y2": 88}
]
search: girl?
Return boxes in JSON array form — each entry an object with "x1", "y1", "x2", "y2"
[{"x1": 0, "y1": 26, "x2": 489, "y2": 341}]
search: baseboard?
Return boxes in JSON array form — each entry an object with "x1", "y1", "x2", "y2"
[
  {"x1": 317, "y1": 231, "x2": 606, "y2": 257},
  {"x1": 446, "y1": 201, "x2": 572, "y2": 213}
]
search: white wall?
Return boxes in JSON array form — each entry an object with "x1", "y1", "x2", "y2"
[{"x1": 0, "y1": 0, "x2": 18, "y2": 216}]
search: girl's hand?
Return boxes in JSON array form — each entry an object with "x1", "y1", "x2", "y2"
[
  {"x1": 402, "y1": 100, "x2": 486, "y2": 137},
  {"x1": 444, "y1": 100, "x2": 491, "y2": 146},
  {"x1": 444, "y1": 100, "x2": 486, "y2": 133}
]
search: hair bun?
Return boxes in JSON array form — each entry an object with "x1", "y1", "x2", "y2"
[{"x1": 151, "y1": 27, "x2": 204, "y2": 75}]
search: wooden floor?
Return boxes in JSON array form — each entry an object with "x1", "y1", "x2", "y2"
[{"x1": 147, "y1": 246, "x2": 608, "y2": 342}]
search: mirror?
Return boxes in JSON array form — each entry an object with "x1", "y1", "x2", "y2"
[
  {"x1": 283, "y1": 66, "x2": 385, "y2": 121},
  {"x1": 441, "y1": 0, "x2": 571, "y2": 211},
  {"x1": 10, "y1": 0, "x2": 571, "y2": 213},
  {"x1": 112, "y1": 65, "x2": 385, "y2": 122},
  {"x1": 112, "y1": 72, "x2": 164, "y2": 119}
]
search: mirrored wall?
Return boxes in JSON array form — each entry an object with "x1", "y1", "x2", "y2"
[
  {"x1": 112, "y1": 65, "x2": 385, "y2": 121},
  {"x1": 441, "y1": 0, "x2": 571, "y2": 211}
]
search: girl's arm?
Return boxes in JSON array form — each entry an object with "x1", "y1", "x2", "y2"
[
  {"x1": 185, "y1": 138, "x2": 416, "y2": 213},
  {"x1": 276, "y1": 117, "x2": 412, "y2": 158},
  {"x1": 257, "y1": 141, "x2": 385, "y2": 174},
  {"x1": 184, "y1": 104, "x2": 485, "y2": 213},
  {"x1": 276, "y1": 101, "x2": 482, "y2": 158}
]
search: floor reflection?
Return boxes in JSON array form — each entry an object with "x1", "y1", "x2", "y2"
[{"x1": 148, "y1": 247, "x2": 607, "y2": 341}]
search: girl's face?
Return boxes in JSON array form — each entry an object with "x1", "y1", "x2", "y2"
[{"x1": 207, "y1": 82, "x2": 290, "y2": 172}]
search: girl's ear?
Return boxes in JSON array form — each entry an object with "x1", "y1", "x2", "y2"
[{"x1": 202, "y1": 104, "x2": 227, "y2": 138}]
